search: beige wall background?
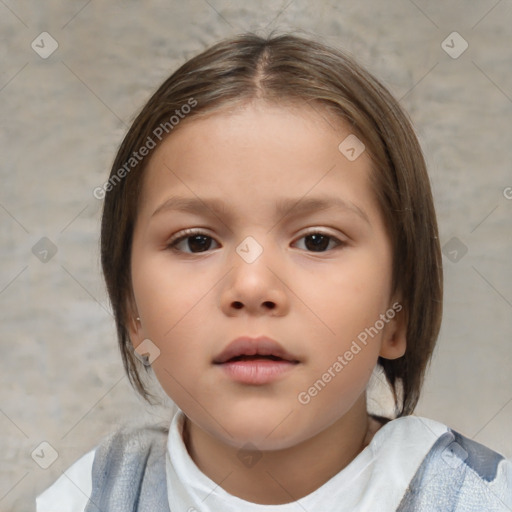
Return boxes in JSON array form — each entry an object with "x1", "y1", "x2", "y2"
[{"x1": 1, "y1": 1, "x2": 511, "y2": 510}]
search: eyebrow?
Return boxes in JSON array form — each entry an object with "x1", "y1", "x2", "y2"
[{"x1": 151, "y1": 194, "x2": 370, "y2": 225}]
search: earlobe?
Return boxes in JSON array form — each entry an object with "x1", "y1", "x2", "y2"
[
  {"x1": 379, "y1": 302, "x2": 407, "y2": 360},
  {"x1": 129, "y1": 315, "x2": 141, "y2": 334},
  {"x1": 126, "y1": 295, "x2": 143, "y2": 345},
  {"x1": 125, "y1": 292, "x2": 144, "y2": 347},
  {"x1": 127, "y1": 314, "x2": 145, "y2": 351}
]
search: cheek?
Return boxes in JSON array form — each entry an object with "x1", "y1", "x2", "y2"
[
  {"x1": 299, "y1": 253, "x2": 393, "y2": 337},
  {"x1": 132, "y1": 257, "x2": 208, "y2": 401},
  {"x1": 130, "y1": 253, "x2": 215, "y2": 387},
  {"x1": 132, "y1": 251, "x2": 208, "y2": 338},
  {"x1": 295, "y1": 338, "x2": 379, "y2": 440}
]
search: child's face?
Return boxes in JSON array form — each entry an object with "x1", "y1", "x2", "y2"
[{"x1": 129, "y1": 100, "x2": 406, "y2": 450}]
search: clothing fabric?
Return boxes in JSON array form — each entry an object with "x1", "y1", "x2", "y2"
[
  {"x1": 84, "y1": 425, "x2": 170, "y2": 512},
  {"x1": 396, "y1": 429, "x2": 511, "y2": 511},
  {"x1": 36, "y1": 409, "x2": 512, "y2": 511}
]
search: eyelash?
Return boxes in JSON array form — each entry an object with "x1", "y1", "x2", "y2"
[{"x1": 166, "y1": 228, "x2": 345, "y2": 254}]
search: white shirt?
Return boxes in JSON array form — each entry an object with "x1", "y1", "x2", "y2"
[{"x1": 36, "y1": 410, "x2": 448, "y2": 512}]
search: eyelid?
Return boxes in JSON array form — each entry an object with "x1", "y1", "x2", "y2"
[
  {"x1": 166, "y1": 228, "x2": 217, "y2": 247},
  {"x1": 292, "y1": 227, "x2": 347, "y2": 250},
  {"x1": 167, "y1": 228, "x2": 208, "y2": 243},
  {"x1": 166, "y1": 227, "x2": 347, "y2": 253},
  {"x1": 297, "y1": 226, "x2": 346, "y2": 240}
]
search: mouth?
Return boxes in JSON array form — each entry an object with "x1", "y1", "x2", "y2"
[
  {"x1": 212, "y1": 336, "x2": 300, "y2": 365},
  {"x1": 222, "y1": 354, "x2": 290, "y2": 362},
  {"x1": 213, "y1": 336, "x2": 300, "y2": 385}
]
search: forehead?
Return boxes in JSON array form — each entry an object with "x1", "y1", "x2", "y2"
[{"x1": 137, "y1": 100, "x2": 383, "y2": 228}]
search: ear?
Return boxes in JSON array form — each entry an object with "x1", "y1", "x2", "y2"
[
  {"x1": 379, "y1": 299, "x2": 407, "y2": 360},
  {"x1": 126, "y1": 295, "x2": 144, "y2": 348}
]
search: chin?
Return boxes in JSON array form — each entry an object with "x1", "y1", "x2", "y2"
[{"x1": 210, "y1": 411, "x2": 313, "y2": 451}]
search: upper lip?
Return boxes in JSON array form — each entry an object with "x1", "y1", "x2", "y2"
[{"x1": 213, "y1": 336, "x2": 300, "y2": 364}]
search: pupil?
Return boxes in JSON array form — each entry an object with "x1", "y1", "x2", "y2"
[
  {"x1": 305, "y1": 234, "x2": 329, "y2": 252},
  {"x1": 189, "y1": 235, "x2": 211, "y2": 252}
]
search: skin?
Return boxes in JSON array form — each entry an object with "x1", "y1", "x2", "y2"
[{"x1": 128, "y1": 100, "x2": 407, "y2": 504}]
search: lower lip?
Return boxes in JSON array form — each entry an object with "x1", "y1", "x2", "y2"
[{"x1": 216, "y1": 359, "x2": 298, "y2": 384}]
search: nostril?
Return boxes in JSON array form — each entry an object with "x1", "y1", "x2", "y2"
[{"x1": 231, "y1": 301, "x2": 276, "y2": 310}]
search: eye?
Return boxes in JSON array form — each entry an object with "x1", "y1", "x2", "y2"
[
  {"x1": 293, "y1": 231, "x2": 345, "y2": 252},
  {"x1": 167, "y1": 229, "x2": 345, "y2": 254},
  {"x1": 167, "y1": 229, "x2": 220, "y2": 254}
]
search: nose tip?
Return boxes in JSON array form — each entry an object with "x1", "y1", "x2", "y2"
[{"x1": 221, "y1": 247, "x2": 289, "y2": 317}]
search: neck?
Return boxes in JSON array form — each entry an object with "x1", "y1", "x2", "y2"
[{"x1": 183, "y1": 399, "x2": 380, "y2": 505}]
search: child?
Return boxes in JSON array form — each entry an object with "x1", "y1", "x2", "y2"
[{"x1": 37, "y1": 32, "x2": 512, "y2": 511}]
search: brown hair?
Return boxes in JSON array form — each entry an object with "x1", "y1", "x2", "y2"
[{"x1": 100, "y1": 32, "x2": 443, "y2": 417}]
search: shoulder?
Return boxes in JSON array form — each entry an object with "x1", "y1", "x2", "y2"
[
  {"x1": 35, "y1": 423, "x2": 169, "y2": 512},
  {"x1": 36, "y1": 449, "x2": 95, "y2": 512},
  {"x1": 362, "y1": 414, "x2": 450, "y2": 494},
  {"x1": 86, "y1": 423, "x2": 170, "y2": 511},
  {"x1": 396, "y1": 419, "x2": 512, "y2": 510},
  {"x1": 369, "y1": 414, "x2": 450, "y2": 454},
  {"x1": 89, "y1": 423, "x2": 169, "y2": 481}
]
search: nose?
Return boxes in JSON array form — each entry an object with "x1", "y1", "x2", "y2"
[{"x1": 220, "y1": 247, "x2": 290, "y2": 317}]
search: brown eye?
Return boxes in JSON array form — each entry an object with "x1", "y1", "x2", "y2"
[
  {"x1": 293, "y1": 232, "x2": 344, "y2": 252},
  {"x1": 168, "y1": 230, "x2": 220, "y2": 254},
  {"x1": 184, "y1": 234, "x2": 214, "y2": 253}
]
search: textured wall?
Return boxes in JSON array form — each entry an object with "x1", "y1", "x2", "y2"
[{"x1": 1, "y1": 1, "x2": 511, "y2": 510}]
